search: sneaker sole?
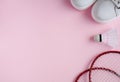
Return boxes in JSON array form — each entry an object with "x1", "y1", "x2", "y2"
[{"x1": 71, "y1": 0, "x2": 96, "y2": 10}]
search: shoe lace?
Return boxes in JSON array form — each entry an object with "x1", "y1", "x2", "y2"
[
  {"x1": 111, "y1": 0, "x2": 120, "y2": 16},
  {"x1": 112, "y1": 0, "x2": 120, "y2": 9}
]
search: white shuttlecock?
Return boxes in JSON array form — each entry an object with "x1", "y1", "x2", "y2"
[{"x1": 94, "y1": 29, "x2": 119, "y2": 48}]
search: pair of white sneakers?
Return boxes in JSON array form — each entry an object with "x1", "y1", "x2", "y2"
[{"x1": 71, "y1": 0, "x2": 120, "y2": 23}]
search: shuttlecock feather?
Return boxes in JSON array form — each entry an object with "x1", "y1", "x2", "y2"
[{"x1": 94, "y1": 29, "x2": 119, "y2": 48}]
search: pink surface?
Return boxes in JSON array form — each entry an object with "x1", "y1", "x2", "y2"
[{"x1": 0, "y1": 0, "x2": 120, "y2": 82}]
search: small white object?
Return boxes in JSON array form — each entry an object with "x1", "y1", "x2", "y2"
[
  {"x1": 92, "y1": 0, "x2": 120, "y2": 23},
  {"x1": 94, "y1": 29, "x2": 119, "y2": 48},
  {"x1": 71, "y1": 0, "x2": 96, "y2": 10}
]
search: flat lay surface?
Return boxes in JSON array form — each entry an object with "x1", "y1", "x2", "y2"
[{"x1": 0, "y1": 0, "x2": 120, "y2": 82}]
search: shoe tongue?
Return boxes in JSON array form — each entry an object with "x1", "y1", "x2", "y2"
[{"x1": 112, "y1": 0, "x2": 120, "y2": 8}]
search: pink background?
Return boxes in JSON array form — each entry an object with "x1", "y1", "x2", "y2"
[{"x1": 0, "y1": 0, "x2": 120, "y2": 82}]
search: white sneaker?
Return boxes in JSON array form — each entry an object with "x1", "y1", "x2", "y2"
[
  {"x1": 71, "y1": 0, "x2": 96, "y2": 10},
  {"x1": 92, "y1": 0, "x2": 120, "y2": 23}
]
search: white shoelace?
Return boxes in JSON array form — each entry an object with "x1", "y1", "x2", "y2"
[
  {"x1": 111, "y1": 0, "x2": 120, "y2": 16},
  {"x1": 112, "y1": 0, "x2": 120, "y2": 8}
]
